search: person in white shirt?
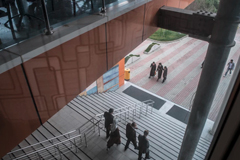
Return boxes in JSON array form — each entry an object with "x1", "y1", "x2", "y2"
[{"x1": 224, "y1": 59, "x2": 235, "y2": 77}]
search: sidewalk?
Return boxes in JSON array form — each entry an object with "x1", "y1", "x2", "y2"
[{"x1": 126, "y1": 32, "x2": 240, "y2": 121}]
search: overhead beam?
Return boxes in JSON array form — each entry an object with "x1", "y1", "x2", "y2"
[{"x1": 158, "y1": 6, "x2": 216, "y2": 41}]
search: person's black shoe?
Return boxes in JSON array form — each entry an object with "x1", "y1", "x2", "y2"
[
  {"x1": 124, "y1": 147, "x2": 127, "y2": 151},
  {"x1": 134, "y1": 146, "x2": 139, "y2": 150},
  {"x1": 149, "y1": 76, "x2": 151, "y2": 78},
  {"x1": 144, "y1": 156, "x2": 151, "y2": 159}
]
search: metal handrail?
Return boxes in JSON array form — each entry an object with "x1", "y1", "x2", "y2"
[
  {"x1": 6, "y1": 99, "x2": 154, "y2": 160},
  {"x1": 95, "y1": 99, "x2": 154, "y2": 117},
  {"x1": 12, "y1": 134, "x2": 81, "y2": 160},
  {"x1": 8, "y1": 130, "x2": 76, "y2": 154}
]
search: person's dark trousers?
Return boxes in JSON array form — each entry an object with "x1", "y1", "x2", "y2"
[
  {"x1": 162, "y1": 77, "x2": 166, "y2": 83},
  {"x1": 138, "y1": 150, "x2": 150, "y2": 160},
  {"x1": 138, "y1": 150, "x2": 143, "y2": 160},
  {"x1": 225, "y1": 68, "x2": 232, "y2": 76},
  {"x1": 106, "y1": 127, "x2": 110, "y2": 138},
  {"x1": 125, "y1": 139, "x2": 137, "y2": 150}
]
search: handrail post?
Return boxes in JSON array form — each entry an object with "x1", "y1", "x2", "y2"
[
  {"x1": 40, "y1": 0, "x2": 53, "y2": 35},
  {"x1": 36, "y1": 152, "x2": 41, "y2": 159},
  {"x1": 8, "y1": 154, "x2": 12, "y2": 159},
  {"x1": 84, "y1": 133, "x2": 88, "y2": 147},
  {"x1": 54, "y1": 145, "x2": 57, "y2": 155},
  {"x1": 78, "y1": 129, "x2": 82, "y2": 145},
  {"x1": 68, "y1": 133, "x2": 72, "y2": 149},
  {"x1": 56, "y1": 145, "x2": 62, "y2": 160},
  {"x1": 120, "y1": 109, "x2": 122, "y2": 120},
  {"x1": 74, "y1": 138, "x2": 78, "y2": 153},
  {"x1": 93, "y1": 118, "x2": 95, "y2": 133},
  {"x1": 151, "y1": 103, "x2": 153, "y2": 114},
  {"x1": 132, "y1": 109, "x2": 135, "y2": 121},
  {"x1": 100, "y1": 0, "x2": 106, "y2": 13},
  {"x1": 128, "y1": 106, "x2": 129, "y2": 119},
  {"x1": 98, "y1": 121, "x2": 100, "y2": 136},
  {"x1": 139, "y1": 105, "x2": 142, "y2": 118},
  {"x1": 135, "y1": 104, "x2": 137, "y2": 116},
  {"x1": 125, "y1": 112, "x2": 127, "y2": 124},
  {"x1": 146, "y1": 104, "x2": 148, "y2": 116}
]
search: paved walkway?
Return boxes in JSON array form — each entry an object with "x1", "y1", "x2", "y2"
[{"x1": 126, "y1": 29, "x2": 240, "y2": 121}]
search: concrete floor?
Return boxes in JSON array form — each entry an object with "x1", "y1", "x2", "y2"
[{"x1": 125, "y1": 29, "x2": 240, "y2": 121}]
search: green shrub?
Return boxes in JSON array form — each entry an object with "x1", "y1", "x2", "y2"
[
  {"x1": 149, "y1": 29, "x2": 186, "y2": 41},
  {"x1": 125, "y1": 54, "x2": 140, "y2": 64},
  {"x1": 145, "y1": 43, "x2": 157, "y2": 52}
]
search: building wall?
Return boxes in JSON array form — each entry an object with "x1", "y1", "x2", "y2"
[
  {"x1": 0, "y1": 0, "x2": 193, "y2": 157},
  {"x1": 0, "y1": 66, "x2": 41, "y2": 157},
  {"x1": 80, "y1": 58, "x2": 125, "y2": 95}
]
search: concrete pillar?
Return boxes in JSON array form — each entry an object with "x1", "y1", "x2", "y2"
[{"x1": 178, "y1": 0, "x2": 240, "y2": 159}]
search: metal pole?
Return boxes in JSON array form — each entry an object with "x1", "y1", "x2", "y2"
[
  {"x1": 40, "y1": 0, "x2": 53, "y2": 35},
  {"x1": 74, "y1": 139, "x2": 78, "y2": 153},
  {"x1": 178, "y1": 0, "x2": 240, "y2": 159},
  {"x1": 146, "y1": 104, "x2": 148, "y2": 116},
  {"x1": 98, "y1": 121, "x2": 100, "y2": 136},
  {"x1": 125, "y1": 112, "x2": 126, "y2": 124},
  {"x1": 151, "y1": 102, "x2": 153, "y2": 114},
  {"x1": 128, "y1": 107, "x2": 129, "y2": 119},
  {"x1": 73, "y1": 0, "x2": 76, "y2": 16},
  {"x1": 100, "y1": 0, "x2": 106, "y2": 13},
  {"x1": 139, "y1": 105, "x2": 142, "y2": 118},
  {"x1": 93, "y1": 118, "x2": 95, "y2": 132},
  {"x1": 84, "y1": 133, "x2": 87, "y2": 147},
  {"x1": 57, "y1": 145, "x2": 62, "y2": 160}
]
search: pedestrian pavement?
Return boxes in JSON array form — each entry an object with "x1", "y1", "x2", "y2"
[{"x1": 126, "y1": 29, "x2": 240, "y2": 121}]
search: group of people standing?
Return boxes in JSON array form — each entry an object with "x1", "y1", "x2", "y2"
[
  {"x1": 149, "y1": 62, "x2": 168, "y2": 83},
  {"x1": 104, "y1": 108, "x2": 151, "y2": 160}
]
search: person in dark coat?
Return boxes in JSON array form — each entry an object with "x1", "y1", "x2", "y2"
[
  {"x1": 162, "y1": 66, "x2": 168, "y2": 83},
  {"x1": 104, "y1": 108, "x2": 114, "y2": 139},
  {"x1": 107, "y1": 118, "x2": 121, "y2": 150},
  {"x1": 157, "y1": 63, "x2": 163, "y2": 81},
  {"x1": 138, "y1": 130, "x2": 150, "y2": 160},
  {"x1": 149, "y1": 62, "x2": 156, "y2": 78},
  {"x1": 124, "y1": 122, "x2": 138, "y2": 151}
]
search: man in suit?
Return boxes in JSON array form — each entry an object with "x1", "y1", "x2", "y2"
[
  {"x1": 124, "y1": 122, "x2": 138, "y2": 151},
  {"x1": 104, "y1": 108, "x2": 114, "y2": 139},
  {"x1": 162, "y1": 66, "x2": 168, "y2": 83},
  {"x1": 138, "y1": 130, "x2": 150, "y2": 160}
]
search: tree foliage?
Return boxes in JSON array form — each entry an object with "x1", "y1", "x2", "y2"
[{"x1": 186, "y1": 0, "x2": 220, "y2": 13}]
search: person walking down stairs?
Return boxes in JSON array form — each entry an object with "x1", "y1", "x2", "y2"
[
  {"x1": 124, "y1": 122, "x2": 138, "y2": 151},
  {"x1": 104, "y1": 108, "x2": 114, "y2": 139},
  {"x1": 138, "y1": 130, "x2": 151, "y2": 160},
  {"x1": 107, "y1": 118, "x2": 121, "y2": 151}
]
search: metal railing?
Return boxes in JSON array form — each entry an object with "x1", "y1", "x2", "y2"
[
  {"x1": 7, "y1": 129, "x2": 82, "y2": 160},
  {"x1": 94, "y1": 99, "x2": 154, "y2": 136},
  {"x1": 5, "y1": 99, "x2": 154, "y2": 160}
]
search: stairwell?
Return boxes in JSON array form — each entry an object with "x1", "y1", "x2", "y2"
[{"x1": 3, "y1": 91, "x2": 211, "y2": 160}]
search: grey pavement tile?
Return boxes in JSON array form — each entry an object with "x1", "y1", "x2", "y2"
[
  {"x1": 94, "y1": 149, "x2": 110, "y2": 160},
  {"x1": 118, "y1": 154, "x2": 133, "y2": 160}
]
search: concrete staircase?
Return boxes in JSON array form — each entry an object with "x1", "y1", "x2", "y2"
[{"x1": 3, "y1": 91, "x2": 211, "y2": 160}]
